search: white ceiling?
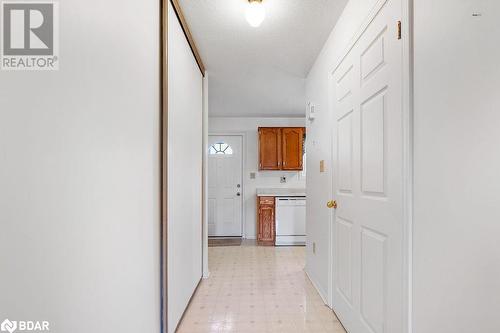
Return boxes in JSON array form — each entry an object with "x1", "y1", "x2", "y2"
[{"x1": 179, "y1": 0, "x2": 348, "y2": 117}]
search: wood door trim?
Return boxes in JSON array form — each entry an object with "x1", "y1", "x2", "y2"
[{"x1": 169, "y1": 0, "x2": 206, "y2": 76}]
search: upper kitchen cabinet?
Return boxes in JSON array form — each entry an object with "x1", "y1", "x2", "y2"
[
  {"x1": 258, "y1": 127, "x2": 282, "y2": 170},
  {"x1": 282, "y1": 127, "x2": 304, "y2": 170},
  {"x1": 258, "y1": 127, "x2": 305, "y2": 171}
]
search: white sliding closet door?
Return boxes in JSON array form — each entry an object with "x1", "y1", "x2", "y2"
[{"x1": 167, "y1": 2, "x2": 203, "y2": 332}]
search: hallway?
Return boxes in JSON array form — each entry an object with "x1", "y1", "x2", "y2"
[{"x1": 177, "y1": 243, "x2": 346, "y2": 333}]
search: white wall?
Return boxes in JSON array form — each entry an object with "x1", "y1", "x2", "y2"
[
  {"x1": 0, "y1": 1, "x2": 160, "y2": 332},
  {"x1": 167, "y1": 3, "x2": 203, "y2": 333},
  {"x1": 208, "y1": 117, "x2": 306, "y2": 239},
  {"x1": 305, "y1": 0, "x2": 378, "y2": 302},
  {"x1": 413, "y1": 1, "x2": 500, "y2": 332}
]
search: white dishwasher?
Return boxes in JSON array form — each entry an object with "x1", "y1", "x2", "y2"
[{"x1": 275, "y1": 197, "x2": 306, "y2": 246}]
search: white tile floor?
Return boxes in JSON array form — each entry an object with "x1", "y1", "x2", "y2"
[{"x1": 177, "y1": 242, "x2": 346, "y2": 333}]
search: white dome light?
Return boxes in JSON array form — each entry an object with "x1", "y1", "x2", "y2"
[{"x1": 245, "y1": 0, "x2": 266, "y2": 28}]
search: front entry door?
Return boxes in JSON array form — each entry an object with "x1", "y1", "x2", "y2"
[
  {"x1": 331, "y1": 1, "x2": 405, "y2": 333},
  {"x1": 208, "y1": 135, "x2": 243, "y2": 237}
]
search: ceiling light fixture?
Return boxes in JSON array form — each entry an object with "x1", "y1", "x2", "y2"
[{"x1": 246, "y1": 0, "x2": 266, "y2": 28}]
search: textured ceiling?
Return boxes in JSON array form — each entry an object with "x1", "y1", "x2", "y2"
[{"x1": 179, "y1": 0, "x2": 348, "y2": 117}]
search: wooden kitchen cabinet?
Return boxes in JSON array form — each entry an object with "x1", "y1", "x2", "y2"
[
  {"x1": 282, "y1": 127, "x2": 304, "y2": 170},
  {"x1": 258, "y1": 127, "x2": 305, "y2": 171},
  {"x1": 258, "y1": 128, "x2": 282, "y2": 170},
  {"x1": 257, "y1": 196, "x2": 275, "y2": 246}
]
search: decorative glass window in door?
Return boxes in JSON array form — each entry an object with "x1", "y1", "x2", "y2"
[{"x1": 209, "y1": 142, "x2": 233, "y2": 155}]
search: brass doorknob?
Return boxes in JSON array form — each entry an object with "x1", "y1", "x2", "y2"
[{"x1": 327, "y1": 200, "x2": 337, "y2": 209}]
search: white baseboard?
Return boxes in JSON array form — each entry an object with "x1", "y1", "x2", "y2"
[
  {"x1": 244, "y1": 236, "x2": 256, "y2": 240},
  {"x1": 305, "y1": 267, "x2": 329, "y2": 307}
]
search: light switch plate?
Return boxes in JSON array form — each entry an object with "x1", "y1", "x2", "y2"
[{"x1": 250, "y1": 172, "x2": 256, "y2": 179}]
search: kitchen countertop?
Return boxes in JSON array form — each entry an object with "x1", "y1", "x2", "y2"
[{"x1": 256, "y1": 188, "x2": 306, "y2": 197}]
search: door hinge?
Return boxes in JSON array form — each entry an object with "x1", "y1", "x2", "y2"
[{"x1": 397, "y1": 20, "x2": 402, "y2": 40}]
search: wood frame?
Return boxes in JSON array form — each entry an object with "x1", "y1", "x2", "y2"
[
  {"x1": 169, "y1": 0, "x2": 205, "y2": 76},
  {"x1": 161, "y1": 1, "x2": 206, "y2": 333}
]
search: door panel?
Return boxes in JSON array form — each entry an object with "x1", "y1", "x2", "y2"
[
  {"x1": 338, "y1": 113, "x2": 354, "y2": 193},
  {"x1": 361, "y1": 90, "x2": 386, "y2": 195},
  {"x1": 259, "y1": 128, "x2": 281, "y2": 170},
  {"x1": 331, "y1": 1, "x2": 403, "y2": 333},
  {"x1": 360, "y1": 228, "x2": 386, "y2": 333},
  {"x1": 336, "y1": 218, "x2": 353, "y2": 304},
  {"x1": 208, "y1": 135, "x2": 243, "y2": 237},
  {"x1": 282, "y1": 127, "x2": 304, "y2": 170},
  {"x1": 258, "y1": 204, "x2": 275, "y2": 243}
]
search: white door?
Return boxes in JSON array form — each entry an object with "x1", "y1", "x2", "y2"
[
  {"x1": 208, "y1": 135, "x2": 243, "y2": 237},
  {"x1": 331, "y1": 1, "x2": 404, "y2": 333}
]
